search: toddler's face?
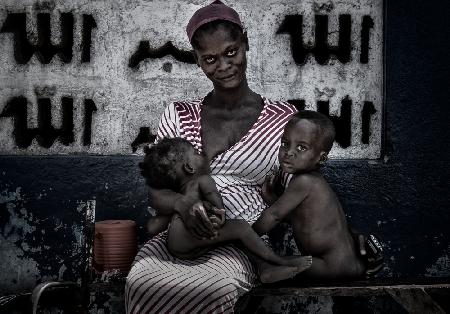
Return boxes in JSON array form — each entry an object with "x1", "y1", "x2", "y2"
[{"x1": 278, "y1": 119, "x2": 324, "y2": 174}]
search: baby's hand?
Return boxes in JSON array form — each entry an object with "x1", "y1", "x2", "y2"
[{"x1": 209, "y1": 207, "x2": 226, "y2": 229}]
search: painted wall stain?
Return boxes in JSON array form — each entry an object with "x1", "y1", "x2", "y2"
[
  {"x1": 0, "y1": 187, "x2": 95, "y2": 294},
  {"x1": 426, "y1": 246, "x2": 450, "y2": 277}
]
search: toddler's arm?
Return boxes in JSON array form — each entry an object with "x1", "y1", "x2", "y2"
[{"x1": 253, "y1": 175, "x2": 311, "y2": 235}]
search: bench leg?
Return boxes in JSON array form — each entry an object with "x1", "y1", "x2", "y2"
[
  {"x1": 386, "y1": 288, "x2": 446, "y2": 314},
  {"x1": 235, "y1": 294, "x2": 264, "y2": 313}
]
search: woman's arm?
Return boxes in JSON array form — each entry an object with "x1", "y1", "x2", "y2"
[{"x1": 148, "y1": 186, "x2": 217, "y2": 239}]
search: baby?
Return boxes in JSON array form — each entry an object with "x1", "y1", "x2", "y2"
[
  {"x1": 139, "y1": 137, "x2": 312, "y2": 283},
  {"x1": 253, "y1": 110, "x2": 367, "y2": 279}
]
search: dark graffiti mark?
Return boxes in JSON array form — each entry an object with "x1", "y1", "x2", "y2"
[
  {"x1": 34, "y1": 97, "x2": 74, "y2": 147},
  {"x1": 285, "y1": 97, "x2": 376, "y2": 147},
  {"x1": 0, "y1": 96, "x2": 97, "y2": 148},
  {"x1": 0, "y1": 13, "x2": 73, "y2": 64},
  {"x1": 318, "y1": 96, "x2": 352, "y2": 148},
  {"x1": 360, "y1": 16, "x2": 374, "y2": 64},
  {"x1": 128, "y1": 41, "x2": 195, "y2": 68},
  {"x1": 0, "y1": 13, "x2": 95, "y2": 64},
  {"x1": 287, "y1": 99, "x2": 306, "y2": 111},
  {"x1": 277, "y1": 14, "x2": 351, "y2": 65},
  {"x1": 83, "y1": 99, "x2": 97, "y2": 146},
  {"x1": 131, "y1": 127, "x2": 156, "y2": 152},
  {"x1": 361, "y1": 101, "x2": 376, "y2": 144},
  {"x1": 0, "y1": 97, "x2": 33, "y2": 148},
  {"x1": 81, "y1": 14, "x2": 97, "y2": 63},
  {"x1": 278, "y1": 14, "x2": 374, "y2": 65}
]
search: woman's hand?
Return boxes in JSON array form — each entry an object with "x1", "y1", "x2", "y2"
[{"x1": 175, "y1": 196, "x2": 216, "y2": 239}]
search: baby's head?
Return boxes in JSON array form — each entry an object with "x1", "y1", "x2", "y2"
[
  {"x1": 139, "y1": 138, "x2": 209, "y2": 191},
  {"x1": 279, "y1": 110, "x2": 335, "y2": 174}
]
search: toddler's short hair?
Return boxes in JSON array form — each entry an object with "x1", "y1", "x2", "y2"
[
  {"x1": 288, "y1": 110, "x2": 336, "y2": 153},
  {"x1": 139, "y1": 138, "x2": 193, "y2": 191}
]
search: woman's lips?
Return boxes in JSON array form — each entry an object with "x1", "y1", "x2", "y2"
[{"x1": 218, "y1": 73, "x2": 236, "y2": 81}]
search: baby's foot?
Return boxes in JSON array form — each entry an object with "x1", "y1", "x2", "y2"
[
  {"x1": 259, "y1": 256, "x2": 312, "y2": 283},
  {"x1": 259, "y1": 265, "x2": 301, "y2": 284},
  {"x1": 280, "y1": 255, "x2": 312, "y2": 269},
  {"x1": 289, "y1": 255, "x2": 313, "y2": 273},
  {"x1": 293, "y1": 255, "x2": 312, "y2": 273}
]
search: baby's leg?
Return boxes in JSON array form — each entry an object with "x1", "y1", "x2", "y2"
[
  {"x1": 218, "y1": 220, "x2": 310, "y2": 269},
  {"x1": 294, "y1": 254, "x2": 365, "y2": 280},
  {"x1": 168, "y1": 217, "x2": 312, "y2": 275},
  {"x1": 146, "y1": 214, "x2": 171, "y2": 237},
  {"x1": 167, "y1": 215, "x2": 210, "y2": 259},
  {"x1": 245, "y1": 251, "x2": 313, "y2": 284}
]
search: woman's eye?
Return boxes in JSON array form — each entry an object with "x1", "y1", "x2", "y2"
[{"x1": 227, "y1": 49, "x2": 237, "y2": 57}]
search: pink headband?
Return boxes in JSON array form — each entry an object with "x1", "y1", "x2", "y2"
[{"x1": 186, "y1": 0, "x2": 243, "y2": 43}]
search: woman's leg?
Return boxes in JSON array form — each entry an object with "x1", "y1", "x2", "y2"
[{"x1": 125, "y1": 231, "x2": 257, "y2": 313}]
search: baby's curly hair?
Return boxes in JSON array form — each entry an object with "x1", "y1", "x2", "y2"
[{"x1": 139, "y1": 138, "x2": 194, "y2": 191}]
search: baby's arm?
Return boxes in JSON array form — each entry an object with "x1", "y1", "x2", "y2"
[
  {"x1": 197, "y1": 175, "x2": 225, "y2": 228},
  {"x1": 253, "y1": 175, "x2": 310, "y2": 235},
  {"x1": 197, "y1": 175, "x2": 224, "y2": 209}
]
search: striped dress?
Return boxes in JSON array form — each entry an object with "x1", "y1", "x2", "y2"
[{"x1": 125, "y1": 97, "x2": 296, "y2": 313}]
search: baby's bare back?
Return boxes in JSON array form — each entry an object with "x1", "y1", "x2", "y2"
[{"x1": 288, "y1": 173, "x2": 364, "y2": 278}]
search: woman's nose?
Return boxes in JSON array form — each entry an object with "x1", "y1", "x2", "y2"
[{"x1": 217, "y1": 57, "x2": 230, "y2": 71}]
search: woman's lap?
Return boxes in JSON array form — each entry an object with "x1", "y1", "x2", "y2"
[{"x1": 125, "y1": 232, "x2": 258, "y2": 314}]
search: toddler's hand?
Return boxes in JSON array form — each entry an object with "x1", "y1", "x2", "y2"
[{"x1": 262, "y1": 167, "x2": 281, "y2": 205}]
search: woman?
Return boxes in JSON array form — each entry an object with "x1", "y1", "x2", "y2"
[
  {"x1": 125, "y1": 1, "x2": 297, "y2": 313},
  {"x1": 125, "y1": 1, "x2": 379, "y2": 313}
]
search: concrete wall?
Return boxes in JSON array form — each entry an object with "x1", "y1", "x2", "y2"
[
  {"x1": 0, "y1": 0, "x2": 382, "y2": 158},
  {"x1": 1, "y1": 0, "x2": 450, "y2": 312}
]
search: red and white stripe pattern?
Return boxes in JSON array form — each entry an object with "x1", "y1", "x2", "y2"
[{"x1": 126, "y1": 98, "x2": 296, "y2": 313}]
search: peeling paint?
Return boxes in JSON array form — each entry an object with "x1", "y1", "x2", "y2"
[
  {"x1": 0, "y1": 187, "x2": 95, "y2": 294},
  {"x1": 426, "y1": 246, "x2": 450, "y2": 277}
]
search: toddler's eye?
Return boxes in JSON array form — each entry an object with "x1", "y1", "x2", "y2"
[
  {"x1": 227, "y1": 49, "x2": 237, "y2": 57},
  {"x1": 297, "y1": 145, "x2": 307, "y2": 151},
  {"x1": 205, "y1": 56, "x2": 216, "y2": 64},
  {"x1": 280, "y1": 142, "x2": 287, "y2": 148}
]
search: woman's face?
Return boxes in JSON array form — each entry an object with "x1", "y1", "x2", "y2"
[{"x1": 193, "y1": 25, "x2": 248, "y2": 90}]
